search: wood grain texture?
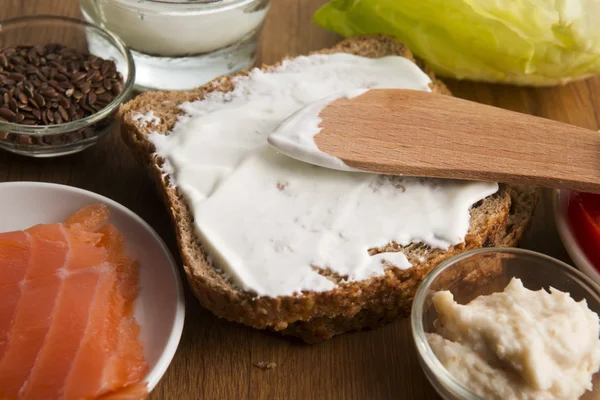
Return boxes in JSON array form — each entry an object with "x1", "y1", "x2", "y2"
[
  {"x1": 0, "y1": 1, "x2": 596, "y2": 399},
  {"x1": 316, "y1": 89, "x2": 600, "y2": 192}
]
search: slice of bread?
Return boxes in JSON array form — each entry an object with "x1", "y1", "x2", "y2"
[{"x1": 119, "y1": 35, "x2": 538, "y2": 343}]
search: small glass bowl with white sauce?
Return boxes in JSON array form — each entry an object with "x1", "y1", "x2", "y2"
[
  {"x1": 411, "y1": 247, "x2": 600, "y2": 400},
  {"x1": 80, "y1": 0, "x2": 270, "y2": 91}
]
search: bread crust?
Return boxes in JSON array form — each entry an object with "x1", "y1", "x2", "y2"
[{"x1": 119, "y1": 35, "x2": 538, "y2": 343}]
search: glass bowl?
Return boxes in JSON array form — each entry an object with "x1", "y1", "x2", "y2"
[
  {"x1": 80, "y1": 0, "x2": 269, "y2": 91},
  {"x1": 0, "y1": 15, "x2": 135, "y2": 158},
  {"x1": 554, "y1": 189, "x2": 600, "y2": 287},
  {"x1": 411, "y1": 247, "x2": 600, "y2": 400}
]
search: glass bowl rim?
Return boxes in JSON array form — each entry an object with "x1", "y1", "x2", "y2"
[
  {"x1": 0, "y1": 14, "x2": 135, "y2": 136},
  {"x1": 410, "y1": 246, "x2": 600, "y2": 400},
  {"x1": 94, "y1": 0, "x2": 265, "y2": 13}
]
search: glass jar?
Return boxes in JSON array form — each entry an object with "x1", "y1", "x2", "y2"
[{"x1": 80, "y1": 0, "x2": 269, "y2": 91}]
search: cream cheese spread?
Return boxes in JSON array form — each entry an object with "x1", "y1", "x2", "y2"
[
  {"x1": 147, "y1": 53, "x2": 499, "y2": 297},
  {"x1": 427, "y1": 278, "x2": 600, "y2": 400},
  {"x1": 267, "y1": 91, "x2": 366, "y2": 172},
  {"x1": 132, "y1": 111, "x2": 161, "y2": 127}
]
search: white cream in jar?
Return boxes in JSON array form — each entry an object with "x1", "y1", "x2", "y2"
[
  {"x1": 80, "y1": 0, "x2": 269, "y2": 90},
  {"x1": 80, "y1": 0, "x2": 268, "y2": 57}
]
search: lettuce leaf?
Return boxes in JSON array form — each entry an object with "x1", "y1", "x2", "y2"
[{"x1": 314, "y1": 0, "x2": 600, "y2": 85}]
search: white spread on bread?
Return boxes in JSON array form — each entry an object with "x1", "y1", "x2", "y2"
[
  {"x1": 148, "y1": 53, "x2": 499, "y2": 297},
  {"x1": 427, "y1": 278, "x2": 600, "y2": 400},
  {"x1": 132, "y1": 111, "x2": 161, "y2": 127},
  {"x1": 267, "y1": 90, "x2": 366, "y2": 171}
]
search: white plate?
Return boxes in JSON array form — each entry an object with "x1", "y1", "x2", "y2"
[
  {"x1": 0, "y1": 181, "x2": 185, "y2": 392},
  {"x1": 553, "y1": 189, "x2": 600, "y2": 287}
]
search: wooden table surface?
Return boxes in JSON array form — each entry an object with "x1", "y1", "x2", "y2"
[{"x1": 2, "y1": 1, "x2": 598, "y2": 399}]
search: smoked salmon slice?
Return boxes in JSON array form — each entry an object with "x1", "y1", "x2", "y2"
[
  {"x1": 63, "y1": 222, "x2": 145, "y2": 398},
  {"x1": 0, "y1": 231, "x2": 30, "y2": 360},
  {"x1": 0, "y1": 231, "x2": 29, "y2": 285},
  {"x1": 97, "y1": 383, "x2": 149, "y2": 400},
  {"x1": 20, "y1": 270, "x2": 105, "y2": 399},
  {"x1": 0, "y1": 224, "x2": 68, "y2": 398},
  {"x1": 0, "y1": 204, "x2": 148, "y2": 400},
  {"x1": 65, "y1": 203, "x2": 110, "y2": 230}
]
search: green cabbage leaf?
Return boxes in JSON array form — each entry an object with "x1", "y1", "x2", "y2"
[{"x1": 314, "y1": 0, "x2": 600, "y2": 85}]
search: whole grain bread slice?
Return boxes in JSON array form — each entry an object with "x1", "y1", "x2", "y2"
[{"x1": 119, "y1": 35, "x2": 538, "y2": 343}]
